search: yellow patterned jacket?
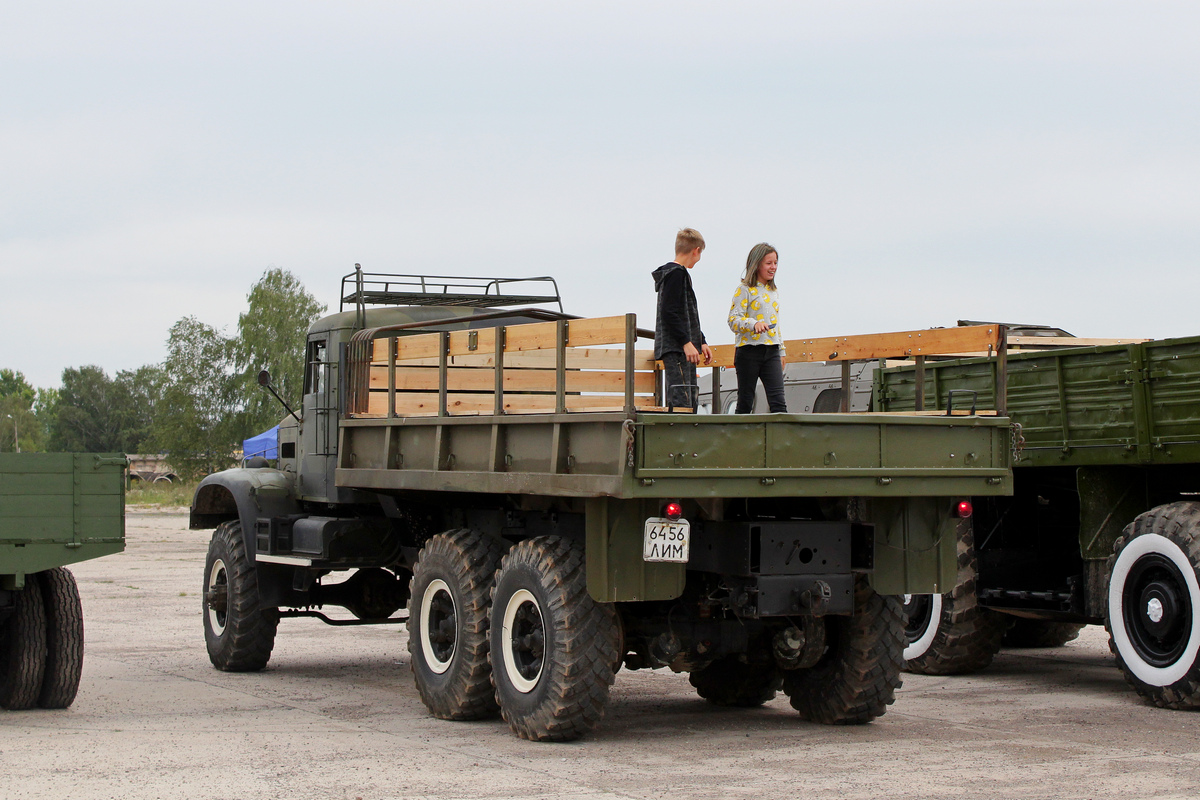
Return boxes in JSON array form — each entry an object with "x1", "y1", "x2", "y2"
[{"x1": 727, "y1": 283, "x2": 786, "y2": 357}]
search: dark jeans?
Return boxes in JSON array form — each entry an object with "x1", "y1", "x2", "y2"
[
  {"x1": 734, "y1": 345, "x2": 787, "y2": 413},
  {"x1": 662, "y1": 351, "x2": 698, "y2": 410}
]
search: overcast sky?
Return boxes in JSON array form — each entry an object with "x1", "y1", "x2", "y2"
[{"x1": 3, "y1": 1, "x2": 1198, "y2": 388}]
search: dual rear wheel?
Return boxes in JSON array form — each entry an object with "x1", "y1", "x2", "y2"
[
  {"x1": 0, "y1": 568, "x2": 85, "y2": 710},
  {"x1": 408, "y1": 531, "x2": 618, "y2": 741}
]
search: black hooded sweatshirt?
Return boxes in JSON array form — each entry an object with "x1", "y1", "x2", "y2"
[{"x1": 651, "y1": 262, "x2": 706, "y2": 359}]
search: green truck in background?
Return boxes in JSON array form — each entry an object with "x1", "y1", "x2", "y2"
[
  {"x1": 0, "y1": 453, "x2": 126, "y2": 710},
  {"x1": 190, "y1": 271, "x2": 1014, "y2": 741},
  {"x1": 879, "y1": 333, "x2": 1200, "y2": 710}
]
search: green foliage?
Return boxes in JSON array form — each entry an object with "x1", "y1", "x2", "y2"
[
  {"x1": 150, "y1": 316, "x2": 239, "y2": 479},
  {"x1": 0, "y1": 369, "x2": 36, "y2": 404},
  {"x1": 235, "y1": 268, "x2": 326, "y2": 434},
  {"x1": 0, "y1": 370, "x2": 42, "y2": 452},
  {"x1": 49, "y1": 365, "x2": 158, "y2": 453}
]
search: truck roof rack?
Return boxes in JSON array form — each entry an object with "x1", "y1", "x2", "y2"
[{"x1": 341, "y1": 267, "x2": 564, "y2": 317}]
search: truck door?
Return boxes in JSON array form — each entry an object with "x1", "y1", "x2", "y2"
[{"x1": 299, "y1": 334, "x2": 336, "y2": 500}]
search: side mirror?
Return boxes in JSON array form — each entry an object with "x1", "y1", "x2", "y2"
[{"x1": 258, "y1": 370, "x2": 271, "y2": 387}]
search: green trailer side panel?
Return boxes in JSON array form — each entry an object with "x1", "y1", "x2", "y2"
[
  {"x1": 879, "y1": 337, "x2": 1200, "y2": 468},
  {"x1": 585, "y1": 497, "x2": 686, "y2": 603},
  {"x1": 0, "y1": 452, "x2": 126, "y2": 585},
  {"x1": 865, "y1": 496, "x2": 959, "y2": 595}
]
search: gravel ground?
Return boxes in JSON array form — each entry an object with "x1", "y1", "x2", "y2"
[{"x1": 2, "y1": 510, "x2": 1199, "y2": 800}]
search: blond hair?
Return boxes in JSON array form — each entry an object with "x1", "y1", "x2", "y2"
[
  {"x1": 675, "y1": 228, "x2": 705, "y2": 256},
  {"x1": 742, "y1": 243, "x2": 778, "y2": 289}
]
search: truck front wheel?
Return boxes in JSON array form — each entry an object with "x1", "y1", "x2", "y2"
[
  {"x1": 1107, "y1": 502, "x2": 1200, "y2": 709},
  {"x1": 490, "y1": 536, "x2": 618, "y2": 741},
  {"x1": 0, "y1": 574, "x2": 47, "y2": 710},
  {"x1": 408, "y1": 529, "x2": 506, "y2": 720},
  {"x1": 203, "y1": 521, "x2": 279, "y2": 672},
  {"x1": 781, "y1": 575, "x2": 903, "y2": 724}
]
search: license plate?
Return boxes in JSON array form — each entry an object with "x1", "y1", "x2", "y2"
[{"x1": 643, "y1": 517, "x2": 691, "y2": 563}]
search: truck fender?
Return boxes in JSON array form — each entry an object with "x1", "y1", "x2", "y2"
[{"x1": 189, "y1": 468, "x2": 303, "y2": 563}]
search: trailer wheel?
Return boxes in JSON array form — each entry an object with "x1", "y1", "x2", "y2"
[
  {"x1": 0, "y1": 574, "x2": 48, "y2": 710},
  {"x1": 203, "y1": 520, "x2": 279, "y2": 672},
  {"x1": 490, "y1": 536, "x2": 618, "y2": 741},
  {"x1": 1003, "y1": 619, "x2": 1085, "y2": 649},
  {"x1": 781, "y1": 575, "x2": 903, "y2": 724},
  {"x1": 37, "y1": 568, "x2": 84, "y2": 709},
  {"x1": 1106, "y1": 502, "x2": 1200, "y2": 708},
  {"x1": 408, "y1": 529, "x2": 506, "y2": 720},
  {"x1": 689, "y1": 654, "x2": 781, "y2": 707},
  {"x1": 903, "y1": 521, "x2": 1009, "y2": 675}
]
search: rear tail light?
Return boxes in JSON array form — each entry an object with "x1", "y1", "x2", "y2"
[
  {"x1": 664, "y1": 502, "x2": 683, "y2": 521},
  {"x1": 956, "y1": 500, "x2": 973, "y2": 519}
]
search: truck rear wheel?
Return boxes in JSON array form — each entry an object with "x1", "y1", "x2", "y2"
[
  {"x1": 0, "y1": 574, "x2": 48, "y2": 710},
  {"x1": 689, "y1": 654, "x2": 781, "y2": 707},
  {"x1": 203, "y1": 520, "x2": 279, "y2": 672},
  {"x1": 1107, "y1": 502, "x2": 1200, "y2": 709},
  {"x1": 408, "y1": 529, "x2": 506, "y2": 720},
  {"x1": 781, "y1": 575, "x2": 903, "y2": 724},
  {"x1": 902, "y1": 522, "x2": 1009, "y2": 675},
  {"x1": 1003, "y1": 619, "x2": 1085, "y2": 648},
  {"x1": 490, "y1": 536, "x2": 618, "y2": 741},
  {"x1": 37, "y1": 567, "x2": 84, "y2": 709}
]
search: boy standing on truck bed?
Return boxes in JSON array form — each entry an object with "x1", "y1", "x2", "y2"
[{"x1": 652, "y1": 227, "x2": 713, "y2": 410}]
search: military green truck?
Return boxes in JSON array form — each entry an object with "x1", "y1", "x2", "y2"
[
  {"x1": 875, "y1": 332, "x2": 1200, "y2": 710},
  {"x1": 190, "y1": 271, "x2": 1014, "y2": 741},
  {"x1": 1, "y1": 453, "x2": 127, "y2": 709}
]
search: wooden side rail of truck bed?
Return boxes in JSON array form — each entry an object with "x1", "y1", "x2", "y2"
[{"x1": 345, "y1": 315, "x2": 1011, "y2": 419}]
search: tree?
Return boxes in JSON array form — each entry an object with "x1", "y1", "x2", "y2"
[
  {"x1": 234, "y1": 268, "x2": 326, "y2": 435},
  {"x1": 150, "y1": 317, "x2": 239, "y2": 479},
  {"x1": 51, "y1": 366, "x2": 126, "y2": 453},
  {"x1": 0, "y1": 370, "x2": 41, "y2": 452}
]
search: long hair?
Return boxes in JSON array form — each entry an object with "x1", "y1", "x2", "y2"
[{"x1": 742, "y1": 242, "x2": 778, "y2": 289}]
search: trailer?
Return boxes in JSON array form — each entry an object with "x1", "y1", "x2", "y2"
[
  {"x1": 0, "y1": 453, "x2": 126, "y2": 709},
  {"x1": 191, "y1": 270, "x2": 1014, "y2": 740},
  {"x1": 877, "y1": 332, "x2": 1200, "y2": 709}
]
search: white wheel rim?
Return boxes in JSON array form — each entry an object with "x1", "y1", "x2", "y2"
[
  {"x1": 1109, "y1": 533, "x2": 1200, "y2": 686},
  {"x1": 903, "y1": 593, "x2": 944, "y2": 661},
  {"x1": 501, "y1": 589, "x2": 545, "y2": 693},
  {"x1": 419, "y1": 579, "x2": 455, "y2": 674},
  {"x1": 207, "y1": 558, "x2": 228, "y2": 636}
]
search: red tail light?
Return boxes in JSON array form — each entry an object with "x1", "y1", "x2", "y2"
[
  {"x1": 664, "y1": 502, "x2": 683, "y2": 520},
  {"x1": 956, "y1": 500, "x2": 973, "y2": 518}
]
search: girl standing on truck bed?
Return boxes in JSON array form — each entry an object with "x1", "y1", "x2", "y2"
[{"x1": 727, "y1": 242, "x2": 788, "y2": 413}]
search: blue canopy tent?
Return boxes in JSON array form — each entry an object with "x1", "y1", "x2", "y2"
[{"x1": 243, "y1": 426, "x2": 279, "y2": 460}]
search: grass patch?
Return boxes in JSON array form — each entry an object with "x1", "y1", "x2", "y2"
[{"x1": 126, "y1": 479, "x2": 196, "y2": 508}]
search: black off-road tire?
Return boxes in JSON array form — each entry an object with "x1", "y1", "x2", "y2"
[
  {"x1": 689, "y1": 655, "x2": 782, "y2": 707},
  {"x1": 0, "y1": 574, "x2": 48, "y2": 710},
  {"x1": 1003, "y1": 619, "x2": 1085, "y2": 649},
  {"x1": 903, "y1": 520, "x2": 1010, "y2": 675},
  {"x1": 408, "y1": 529, "x2": 506, "y2": 720},
  {"x1": 1106, "y1": 502, "x2": 1200, "y2": 709},
  {"x1": 490, "y1": 536, "x2": 619, "y2": 742},
  {"x1": 38, "y1": 567, "x2": 85, "y2": 709},
  {"x1": 203, "y1": 520, "x2": 279, "y2": 672},
  {"x1": 781, "y1": 575, "x2": 903, "y2": 724}
]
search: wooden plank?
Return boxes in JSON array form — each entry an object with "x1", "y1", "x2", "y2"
[
  {"x1": 363, "y1": 391, "x2": 658, "y2": 417},
  {"x1": 386, "y1": 315, "x2": 634, "y2": 363},
  {"x1": 1007, "y1": 336, "x2": 1149, "y2": 348},
  {"x1": 708, "y1": 325, "x2": 1003, "y2": 367},
  {"x1": 370, "y1": 366, "x2": 655, "y2": 394},
  {"x1": 380, "y1": 348, "x2": 658, "y2": 371}
]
